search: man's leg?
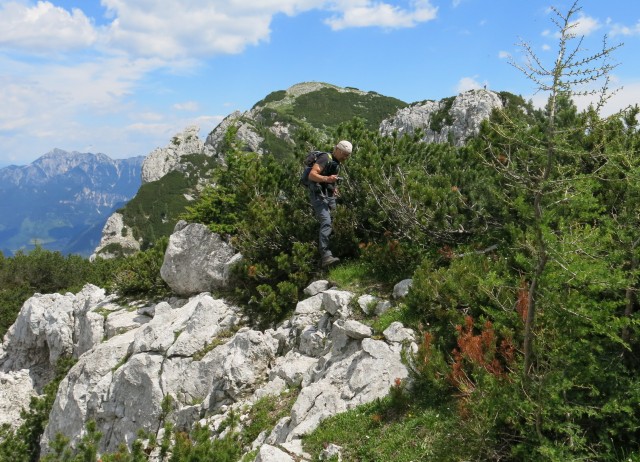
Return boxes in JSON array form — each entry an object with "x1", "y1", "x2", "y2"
[{"x1": 310, "y1": 189, "x2": 332, "y2": 258}]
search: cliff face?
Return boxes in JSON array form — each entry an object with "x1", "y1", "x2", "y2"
[
  {"x1": 0, "y1": 222, "x2": 415, "y2": 460},
  {"x1": 379, "y1": 89, "x2": 504, "y2": 146}
]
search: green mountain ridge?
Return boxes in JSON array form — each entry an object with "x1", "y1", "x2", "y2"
[{"x1": 103, "y1": 82, "x2": 506, "y2": 257}]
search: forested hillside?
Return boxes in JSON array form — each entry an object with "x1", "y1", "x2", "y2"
[{"x1": 1, "y1": 2, "x2": 638, "y2": 460}]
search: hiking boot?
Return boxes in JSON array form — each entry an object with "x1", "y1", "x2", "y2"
[{"x1": 321, "y1": 255, "x2": 340, "y2": 267}]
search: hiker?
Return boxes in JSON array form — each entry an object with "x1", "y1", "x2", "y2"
[{"x1": 302, "y1": 140, "x2": 352, "y2": 267}]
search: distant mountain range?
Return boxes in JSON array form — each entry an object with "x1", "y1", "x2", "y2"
[{"x1": 0, "y1": 149, "x2": 144, "y2": 257}]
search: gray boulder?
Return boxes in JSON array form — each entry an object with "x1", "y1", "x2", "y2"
[
  {"x1": 304, "y1": 280, "x2": 330, "y2": 297},
  {"x1": 383, "y1": 322, "x2": 416, "y2": 343},
  {"x1": 357, "y1": 294, "x2": 378, "y2": 315},
  {"x1": 322, "y1": 290, "x2": 354, "y2": 317},
  {"x1": 255, "y1": 444, "x2": 295, "y2": 462},
  {"x1": 393, "y1": 279, "x2": 413, "y2": 299},
  {"x1": 282, "y1": 336, "x2": 408, "y2": 441},
  {"x1": 160, "y1": 221, "x2": 241, "y2": 296}
]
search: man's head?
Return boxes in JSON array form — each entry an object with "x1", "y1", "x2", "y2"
[{"x1": 334, "y1": 140, "x2": 352, "y2": 162}]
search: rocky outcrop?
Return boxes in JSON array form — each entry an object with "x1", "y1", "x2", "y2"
[
  {"x1": 141, "y1": 126, "x2": 206, "y2": 184},
  {"x1": 90, "y1": 212, "x2": 140, "y2": 260},
  {"x1": 0, "y1": 284, "x2": 147, "y2": 427},
  {"x1": 0, "y1": 270, "x2": 413, "y2": 459},
  {"x1": 42, "y1": 293, "x2": 244, "y2": 452},
  {"x1": 160, "y1": 221, "x2": 242, "y2": 296},
  {"x1": 204, "y1": 111, "x2": 265, "y2": 156},
  {"x1": 380, "y1": 89, "x2": 503, "y2": 146}
]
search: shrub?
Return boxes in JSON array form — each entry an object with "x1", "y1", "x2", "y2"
[{"x1": 110, "y1": 237, "x2": 170, "y2": 298}]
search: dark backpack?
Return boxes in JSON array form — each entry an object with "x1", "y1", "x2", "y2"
[{"x1": 300, "y1": 151, "x2": 333, "y2": 187}]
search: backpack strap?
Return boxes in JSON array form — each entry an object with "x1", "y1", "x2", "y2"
[{"x1": 300, "y1": 151, "x2": 333, "y2": 186}]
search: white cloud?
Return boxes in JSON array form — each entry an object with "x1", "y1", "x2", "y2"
[
  {"x1": 0, "y1": 55, "x2": 159, "y2": 159},
  {"x1": 0, "y1": 1, "x2": 97, "y2": 53},
  {"x1": 528, "y1": 78, "x2": 640, "y2": 118},
  {"x1": 573, "y1": 81, "x2": 640, "y2": 116},
  {"x1": 0, "y1": 0, "x2": 440, "y2": 164},
  {"x1": 138, "y1": 112, "x2": 165, "y2": 122},
  {"x1": 173, "y1": 101, "x2": 200, "y2": 112},
  {"x1": 0, "y1": 1, "x2": 437, "y2": 60},
  {"x1": 498, "y1": 50, "x2": 511, "y2": 59},
  {"x1": 100, "y1": 1, "x2": 276, "y2": 59},
  {"x1": 570, "y1": 13, "x2": 601, "y2": 36},
  {"x1": 610, "y1": 20, "x2": 640, "y2": 37},
  {"x1": 456, "y1": 76, "x2": 487, "y2": 93},
  {"x1": 556, "y1": 13, "x2": 601, "y2": 38},
  {"x1": 542, "y1": 44, "x2": 550, "y2": 51},
  {"x1": 325, "y1": 0, "x2": 437, "y2": 30}
]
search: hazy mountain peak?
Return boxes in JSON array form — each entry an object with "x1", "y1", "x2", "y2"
[{"x1": 0, "y1": 150, "x2": 144, "y2": 257}]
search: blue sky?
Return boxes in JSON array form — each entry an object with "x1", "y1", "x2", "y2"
[{"x1": 1, "y1": 0, "x2": 639, "y2": 167}]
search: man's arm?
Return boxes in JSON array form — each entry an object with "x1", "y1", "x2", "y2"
[{"x1": 308, "y1": 163, "x2": 338, "y2": 184}]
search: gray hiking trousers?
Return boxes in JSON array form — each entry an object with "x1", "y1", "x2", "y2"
[{"x1": 308, "y1": 186, "x2": 336, "y2": 258}]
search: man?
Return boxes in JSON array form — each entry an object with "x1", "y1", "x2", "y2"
[{"x1": 305, "y1": 140, "x2": 352, "y2": 267}]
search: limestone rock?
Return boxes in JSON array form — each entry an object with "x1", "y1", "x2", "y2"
[
  {"x1": 42, "y1": 328, "x2": 138, "y2": 453},
  {"x1": 374, "y1": 300, "x2": 393, "y2": 316},
  {"x1": 393, "y1": 279, "x2": 413, "y2": 299},
  {"x1": 0, "y1": 284, "x2": 108, "y2": 378},
  {"x1": 42, "y1": 295, "x2": 251, "y2": 453},
  {"x1": 200, "y1": 329, "x2": 279, "y2": 410},
  {"x1": 269, "y1": 351, "x2": 318, "y2": 387},
  {"x1": 255, "y1": 444, "x2": 295, "y2": 462},
  {"x1": 105, "y1": 310, "x2": 151, "y2": 339},
  {"x1": 0, "y1": 369, "x2": 36, "y2": 427},
  {"x1": 322, "y1": 290, "x2": 354, "y2": 317},
  {"x1": 357, "y1": 294, "x2": 378, "y2": 315},
  {"x1": 205, "y1": 112, "x2": 264, "y2": 156},
  {"x1": 280, "y1": 439, "x2": 311, "y2": 460},
  {"x1": 283, "y1": 334, "x2": 408, "y2": 441},
  {"x1": 298, "y1": 326, "x2": 326, "y2": 358},
  {"x1": 90, "y1": 212, "x2": 140, "y2": 260},
  {"x1": 130, "y1": 293, "x2": 237, "y2": 356},
  {"x1": 380, "y1": 89, "x2": 503, "y2": 146},
  {"x1": 383, "y1": 322, "x2": 416, "y2": 343},
  {"x1": 304, "y1": 280, "x2": 330, "y2": 297},
  {"x1": 342, "y1": 320, "x2": 373, "y2": 339},
  {"x1": 141, "y1": 125, "x2": 205, "y2": 183},
  {"x1": 292, "y1": 293, "x2": 325, "y2": 330},
  {"x1": 160, "y1": 221, "x2": 241, "y2": 296},
  {"x1": 321, "y1": 443, "x2": 343, "y2": 461}
]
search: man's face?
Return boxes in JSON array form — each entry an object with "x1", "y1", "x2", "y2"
[{"x1": 334, "y1": 148, "x2": 350, "y2": 162}]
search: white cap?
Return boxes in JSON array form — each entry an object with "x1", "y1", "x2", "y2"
[{"x1": 336, "y1": 140, "x2": 352, "y2": 154}]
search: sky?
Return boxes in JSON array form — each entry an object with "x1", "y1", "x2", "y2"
[{"x1": 1, "y1": 0, "x2": 639, "y2": 167}]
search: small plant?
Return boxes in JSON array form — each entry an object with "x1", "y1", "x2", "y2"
[
  {"x1": 242, "y1": 389, "x2": 299, "y2": 446},
  {"x1": 112, "y1": 352, "x2": 131, "y2": 372},
  {"x1": 192, "y1": 329, "x2": 235, "y2": 361},
  {"x1": 160, "y1": 394, "x2": 175, "y2": 423}
]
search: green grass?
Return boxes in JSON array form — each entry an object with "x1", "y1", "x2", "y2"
[
  {"x1": 369, "y1": 304, "x2": 413, "y2": 335},
  {"x1": 326, "y1": 260, "x2": 385, "y2": 295},
  {"x1": 241, "y1": 388, "x2": 300, "y2": 447},
  {"x1": 302, "y1": 395, "x2": 457, "y2": 462}
]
